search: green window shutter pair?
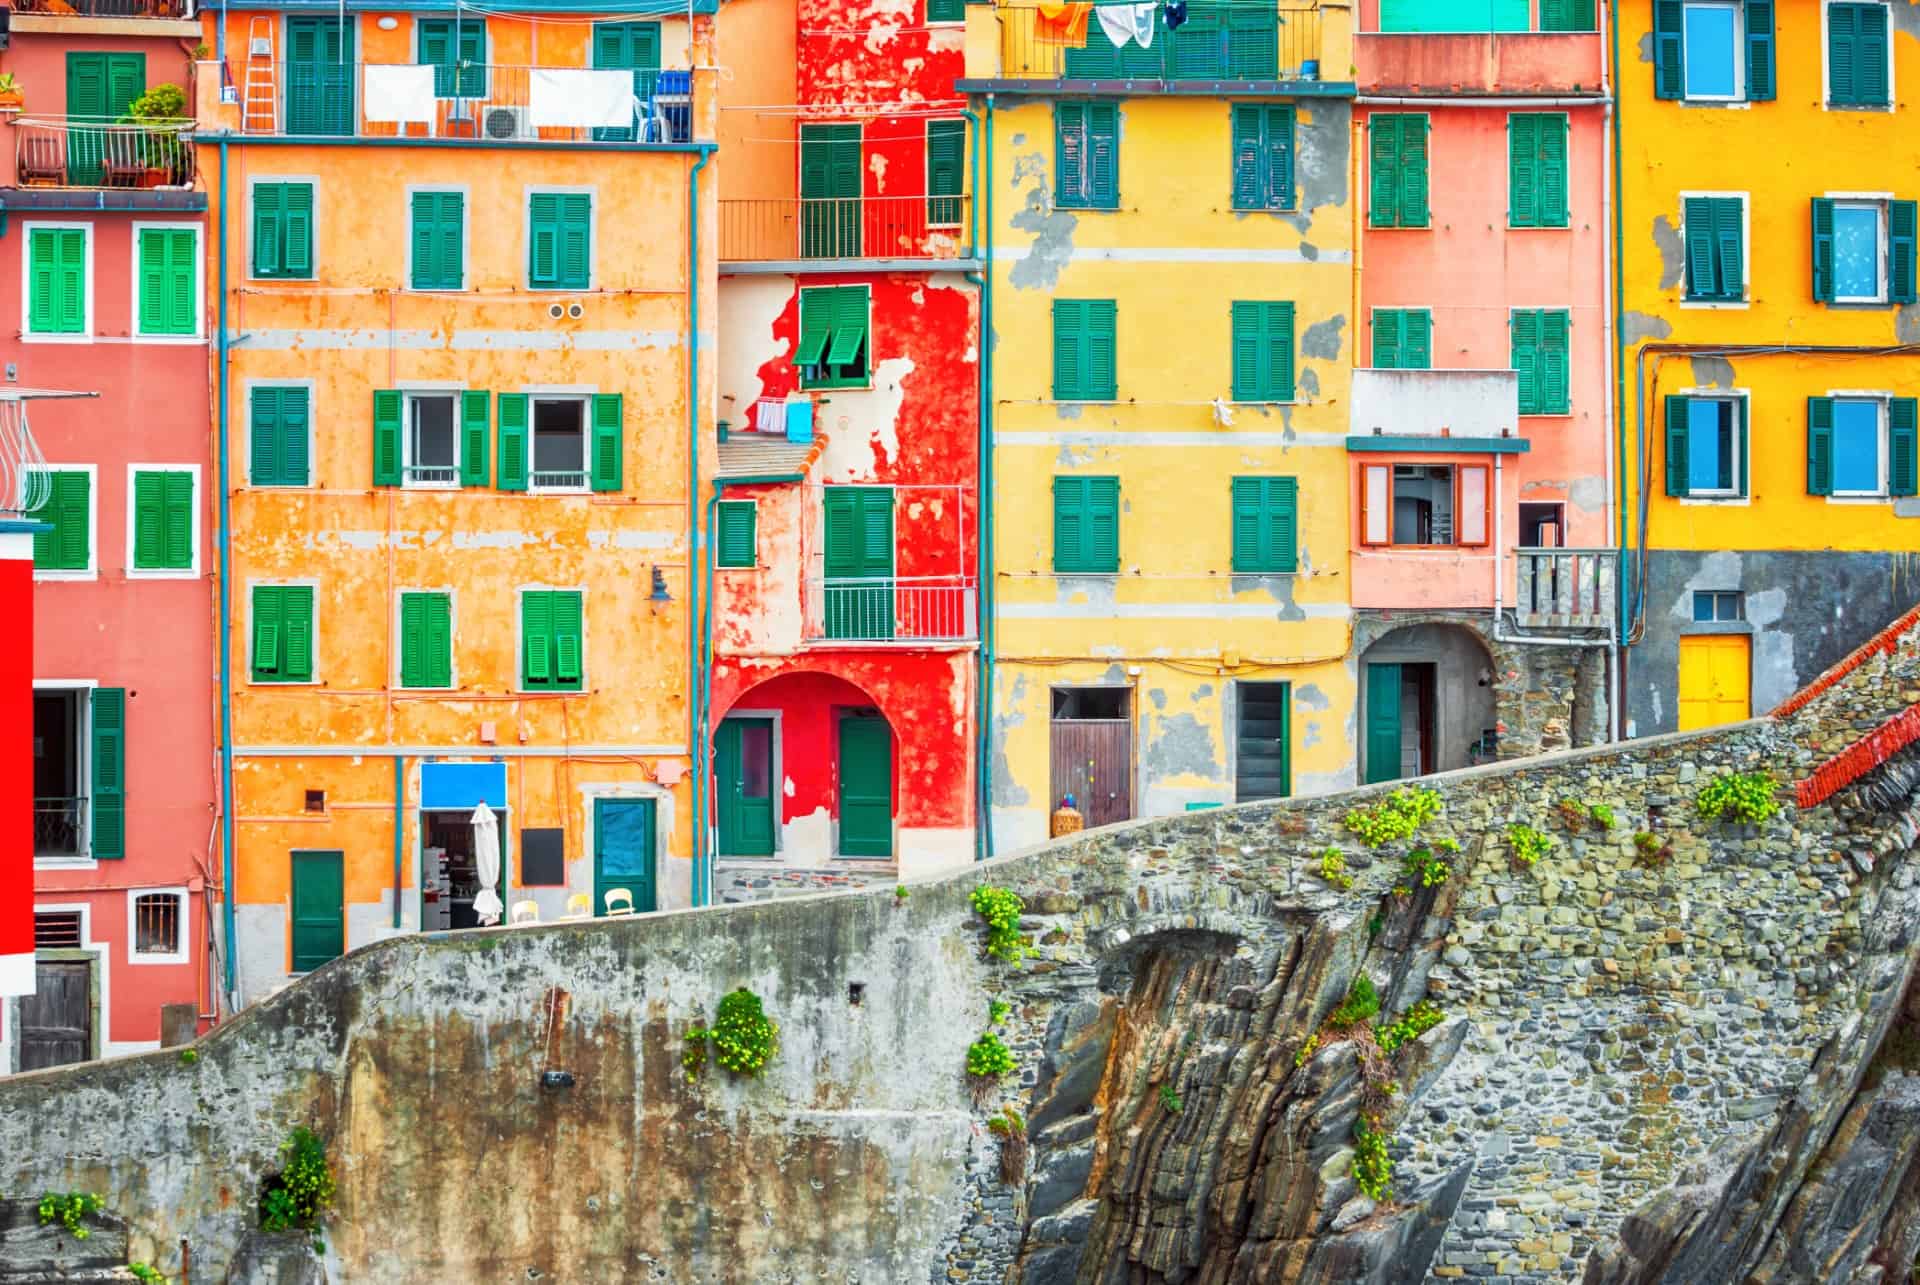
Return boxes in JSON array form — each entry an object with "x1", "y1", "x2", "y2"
[
  {"x1": 927, "y1": 119, "x2": 966, "y2": 225},
  {"x1": 1511, "y1": 309, "x2": 1570, "y2": 415},
  {"x1": 1683, "y1": 196, "x2": 1744, "y2": 302},
  {"x1": 521, "y1": 590, "x2": 585, "y2": 690},
  {"x1": 1538, "y1": 0, "x2": 1595, "y2": 31},
  {"x1": 1372, "y1": 308, "x2": 1432, "y2": 369},
  {"x1": 795, "y1": 286, "x2": 871, "y2": 389},
  {"x1": 1652, "y1": 1, "x2": 1773, "y2": 100},
  {"x1": 529, "y1": 192, "x2": 591, "y2": 289},
  {"x1": 89, "y1": 687, "x2": 126, "y2": 860},
  {"x1": 1055, "y1": 101, "x2": 1119, "y2": 210},
  {"x1": 1231, "y1": 103, "x2": 1295, "y2": 213},
  {"x1": 417, "y1": 19, "x2": 486, "y2": 98},
  {"x1": 927, "y1": 0, "x2": 963, "y2": 20},
  {"x1": 822, "y1": 487, "x2": 894, "y2": 579},
  {"x1": 410, "y1": 191, "x2": 465, "y2": 290},
  {"x1": 1053, "y1": 298, "x2": 1118, "y2": 401},
  {"x1": 1508, "y1": 113, "x2": 1568, "y2": 229},
  {"x1": 27, "y1": 227, "x2": 87, "y2": 335},
  {"x1": 1829, "y1": 2, "x2": 1891, "y2": 106},
  {"x1": 132, "y1": 470, "x2": 193, "y2": 571},
  {"x1": 1230, "y1": 476, "x2": 1298, "y2": 574},
  {"x1": 716, "y1": 500, "x2": 757, "y2": 568},
  {"x1": 252, "y1": 585, "x2": 315, "y2": 683},
  {"x1": 491, "y1": 394, "x2": 619, "y2": 490},
  {"x1": 1808, "y1": 397, "x2": 1919, "y2": 495},
  {"x1": 249, "y1": 386, "x2": 311, "y2": 487},
  {"x1": 399, "y1": 592, "x2": 453, "y2": 688},
  {"x1": 1811, "y1": 198, "x2": 1918, "y2": 302},
  {"x1": 1230, "y1": 300, "x2": 1295, "y2": 402},
  {"x1": 252, "y1": 183, "x2": 315, "y2": 280},
  {"x1": 31, "y1": 470, "x2": 90, "y2": 571},
  {"x1": 1664, "y1": 395, "x2": 1747, "y2": 497},
  {"x1": 1053, "y1": 476, "x2": 1119, "y2": 574},
  {"x1": 136, "y1": 227, "x2": 196, "y2": 337},
  {"x1": 1369, "y1": 114, "x2": 1430, "y2": 229}
]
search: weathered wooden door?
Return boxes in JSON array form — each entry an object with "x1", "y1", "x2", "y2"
[
  {"x1": 1364, "y1": 662, "x2": 1404, "y2": 785},
  {"x1": 837, "y1": 714, "x2": 893, "y2": 857},
  {"x1": 716, "y1": 717, "x2": 776, "y2": 857},
  {"x1": 285, "y1": 17, "x2": 354, "y2": 137},
  {"x1": 801, "y1": 124, "x2": 862, "y2": 258},
  {"x1": 593, "y1": 798, "x2": 657, "y2": 913},
  {"x1": 1235, "y1": 681, "x2": 1291, "y2": 801},
  {"x1": 19, "y1": 960, "x2": 91, "y2": 1071},
  {"x1": 1050, "y1": 717, "x2": 1132, "y2": 828}
]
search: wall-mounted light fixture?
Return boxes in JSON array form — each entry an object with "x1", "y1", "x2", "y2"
[
  {"x1": 649, "y1": 567, "x2": 671, "y2": 610},
  {"x1": 376, "y1": 15, "x2": 400, "y2": 29}
]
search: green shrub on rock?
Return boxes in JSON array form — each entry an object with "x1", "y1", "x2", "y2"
[{"x1": 1695, "y1": 771, "x2": 1781, "y2": 825}]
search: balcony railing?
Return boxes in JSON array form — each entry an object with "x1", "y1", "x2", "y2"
[
  {"x1": 12, "y1": 118, "x2": 196, "y2": 189},
  {"x1": 805, "y1": 577, "x2": 977, "y2": 643},
  {"x1": 241, "y1": 64, "x2": 692, "y2": 143},
  {"x1": 992, "y1": 3, "x2": 1324, "y2": 84},
  {"x1": 1513, "y1": 547, "x2": 1615, "y2": 631},
  {"x1": 12, "y1": 0, "x2": 192, "y2": 17},
  {"x1": 34, "y1": 796, "x2": 85, "y2": 857},
  {"x1": 720, "y1": 195, "x2": 972, "y2": 263}
]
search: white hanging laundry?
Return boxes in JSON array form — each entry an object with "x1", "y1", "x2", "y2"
[
  {"x1": 1096, "y1": 2, "x2": 1157, "y2": 48},
  {"x1": 362, "y1": 64, "x2": 436, "y2": 125},
  {"x1": 1211, "y1": 397, "x2": 1235, "y2": 428},
  {"x1": 1125, "y1": 2, "x2": 1157, "y2": 47},
  {"x1": 529, "y1": 68, "x2": 636, "y2": 130}
]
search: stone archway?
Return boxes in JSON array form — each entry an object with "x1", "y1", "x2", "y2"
[{"x1": 1358, "y1": 623, "x2": 1502, "y2": 781}]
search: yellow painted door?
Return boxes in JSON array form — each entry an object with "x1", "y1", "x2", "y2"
[{"x1": 1677, "y1": 635, "x2": 1751, "y2": 731}]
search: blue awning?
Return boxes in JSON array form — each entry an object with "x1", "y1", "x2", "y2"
[
  {"x1": 420, "y1": 761, "x2": 507, "y2": 811},
  {"x1": 1346, "y1": 435, "x2": 1530, "y2": 455}
]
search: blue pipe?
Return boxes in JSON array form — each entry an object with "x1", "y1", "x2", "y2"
[
  {"x1": 685, "y1": 144, "x2": 715, "y2": 906},
  {"x1": 974, "y1": 94, "x2": 996, "y2": 861},
  {"x1": 216, "y1": 137, "x2": 236, "y2": 1006},
  {"x1": 391, "y1": 754, "x2": 403, "y2": 928}
]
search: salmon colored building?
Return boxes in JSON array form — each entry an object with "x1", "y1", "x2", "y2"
[
  {"x1": 1351, "y1": 0, "x2": 1617, "y2": 782},
  {"x1": 195, "y1": 2, "x2": 716, "y2": 1006},
  {"x1": 0, "y1": 0, "x2": 216, "y2": 1068}
]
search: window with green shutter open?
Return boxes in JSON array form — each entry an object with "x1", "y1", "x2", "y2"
[
  {"x1": 528, "y1": 191, "x2": 591, "y2": 290},
  {"x1": 1653, "y1": 1, "x2": 1775, "y2": 103},
  {"x1": 1812, "y1": 197, "x2": 1917, "y2": 304},
  {"x1": 796, "y1": 286, "x2": 871, "y2": 390},
  {"x1": 1507, "y1": 113, "x2": 1568, "y2": 229},
  {"x1": 1807, "y1": 395, "x2": 1917, "y2": 497},
  {"x1": 1511, "y1": 309, "x2": 1571, "y2": 415},
  {"x1": 410, "y1": 191, "x2": 465, "y2": 290},
  {"x1": 1372, "y1": 308, "x2": 1433, "y2": 369},
  {"x1": 716, "y1": 501, "x2": 757, "y2": 568},
  {"x1": 1664, "y1": 395, "x2": 1748, "y2": 498},
  {"x1": 1828, "y1": 2, "x2": 1890, "y2": 106},
  {"x1": 521, "y1": 590, "x2": 584, "y2": 691},
  {"x1": 1231, "y1": 477, "x2": 1298, "y2": 573},
  {"x1": 1055, "y1": 102, "x2": 1118, "y2": 210},
  {"x1": 1231, "y1": 104, "x2": 1295, "y2": 213},
  {"x1": 1231, "y1": 301, "x2": 1295, "y2": 402},
  {"x1": 136, "y1": 227, "x2": 196, "y2": 336},
  {"x1": 30, "y1": 470, "x2": 89, "y2": 573},
  {"x1": 1053, "y1": 476, "x2": 1120, "y2": 574},
  {"x1": 252, "y1": 584, "x2": 316, "y2": 683},
  {"x1": 252, "y1": 182, "x2": 314, "y2": 280},
  {"x1": 131, "y1": 469, "x2": 194, "y2": 572},
  {"x1": 927, "y1": 119, "x2": 966, "y2": 227},
  {"x1": 27, "y1": 226, "x2": 87, "y2": 335},
  {"x1": 1369, "y1": 114, "x2": 1430, "y2": 229},
  {"x1": 1683, "y1": 196, "x2": 1745, "y2": 302},
  {"x1": 249, "y1": 386, "x2": 311, "y2": 487},
  {"x1": 1053, "y1": 298, "x2": 1117, "y2": 401},
  {"x1": 399, "y1": 591, "x2": 453, "y2": 688}
]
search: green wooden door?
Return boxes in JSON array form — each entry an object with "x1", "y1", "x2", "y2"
[
  {"x1": 801, "y1": 124, "x2": 862, "y2": 258},
  {"x1": 837, "y1": 714, "x2": 892, "y2": 857},
  {"x1": 1235, "y1": 682, "x2": 1291, "y2": 801},
  {"x1": 591, "y1": 22, "x2": 660, "y2": 142},
  {"x1": 716, "y1": 717, "x2": 776, "y2": 857},
  {"x1": 822, "y1": 487, "x2": 894, "y2": 640},
  {"x1": 287, "y1": 17, "x2": 354, "y2": 137},
  {"x1": 1364, "y1": 664, "x2": 1404, "y2": 785},
  {"x1": 289, "y1": 849, "x2": 345, "y2": 972},
  {"x1": 593, "y1": 798, "x2": 656, "y2": 914},
  {"x1": 65, "y1": 53, "x2": 144, "y2": 186}
]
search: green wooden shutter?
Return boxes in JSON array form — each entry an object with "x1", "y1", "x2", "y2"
[
  {"x1": 253, "y1": 183, "x2": 282, "y2": 278},
  {"x1": 280, "y1": 388, "x2": 311, "y2": 486},
  {"x1": 1085, "y1": 298, "x2": 1116, "y2": 399},
  {"x1": 1684, "y1": 197, "x2": 1718, "y2": 299},
  {"x1": 1540, "y1": 310, "x2": 1570, "y2": 414},
  {"x1": 1231, "y1": 105, "x2": 1262, "y2": 210},
  {"x1": 425, "y1": 593, "x2": 452, "y2": 687},
  {"x1": 1230, "y1": 477, "x2": 1264, "y2": 570},
  {"x1": 528, "y1": 192, "x2": 558, "y2": 286},
  {"x1": 1231, "y1": 300, "x2": 1262, "y2": 399},
  {"x1": 1713, "y1": 199, "x2": 1744, "y2": 300},
  {"x1": 1664, "y1": 395, "x2": 1690, "y2": 496},
  {"x1": 823, "y1": 489, "x2": 859, "y2": 577},
  {"x1": 1892, "y1": 201, "x2": 1919, "y2": 304},
  {"x1": 132, "y1": 471, "x2": 192, "y2": 570},
  {"x1": 1369, "y1": 115, "x2": 1400, "y2": 228},
  {"x1": 1373, "y1": 310, "x2": 1402, "y2": 369},
  {"x1": 459, "y1": 390, "x2": 490, "y2": 487},
  {"x1": 927, "y1": 119, "x2": 965, "y2": 225},
  {"x1": 825, "y1": 286, "x2": 869, "y2": 372},
  {"x1": 1404, "y1": 309, "x2": 1432, "y2": 368},
  {"x1": 1891, "y1": 398, "x2": 1918, "y2": 497},
  {"x1": 1512, "y1": 310, "x2": 1542, "y2": 413},
  {"x1": 138, "y1": 228, "x2": 195, "y2": 336},
  {"x1": 1400, "y1": 115, "x2": 1430, "y2": 227},
  {"x1": 522, "y1": 592, "x2": 553, "y2": 685},
  {"x1": 1052, "y1": 477, "x2": 1084, "y2": 572},
  {"x1": 1745, "y1": 0, "x2": 1776, "y2": 100},
  {"x1": 372, "y1": 390, "x2": 402, "y2": 486},
  {"x1": 27, "y1": 229, "x2": 55, "y2": 334},
  {"x1": 411, "y1": 191, "x2": 464, "y2": 290},
  {"x1": 1230, "y1": 477, "x2": 1297, "y2": 573},
  {"x1": 1840, "y1": 3, "x2": 1891, "y2": 105},
  {"x1": 1087, "y1": 102, "x2": 1118, "y2": 207},
  {"x1": 1265, "y1": 301, "x2": 1294, "y2": 401},
  {"x1": 65, "y1": 53, "x2": 107, "y2": 119},
  {"x1": 1812, "y1": 198, "x2": 1837, "y2": 302},
  {"x1": 399, "y1": 593, "x2": 429, "y2": 687},
  {"x1": 1653, "y1": 0, "x2": 1683, "y2": 99},
  {"x1": 1808, "y1": 396, "x2": 1835, "y2": 495},
  {"x1": 419, "y1": 19, "x2": 454, "y2": 95},
  {"x1": 28, "y1": 228, "x2": 86, "y2": 335},
  {"x1": 1265, "y1": 476, "x2": 1298, "y2": 573},
  {"x1": 1054, "y1": 476, "x2": 1118, "y2": 573},
  {"x1": 104, "y1": 52, "x2": 145, "y2": 115},
  {"x1": 1225, "y1": 2, "x2": 1277, "y2": 78},
  {"x1": 163, "y1": 472, "x2": 192, "y2": 569},
  {"x1": 1172, "y1": 6, "x2": 1226, "y2": 78},
  {"x1": 282, "y1": 184, "x2": 313, "y2": 277},
  {"x1": 1539, "y1": 116, "x2": 1568, "y2": 227},
  {"x1": 1055, "y1": 299, "x2": 1114, "y2": 400},
  {"x1": 558, "y1": 194, "x2": 591, "y2": 289},
  {"x1": 927, "y1": 0, "x2": 963, "y2": 20},
  {"x1": 90, "y1": 687, "x2": 125, "y2": 860},
  {"x1": 590, "y1": 393, "x2": 623, "y2": 492},
  {"x1": 249, "y1": 388, "x2": 279, "y2": 486},
  {"x1": 1540, "y1": 0, "x2": 1595, "y2": 30},
  {"x1": 1085, "y1": 476, "x2": 1118, "y2": 572},
  {"x1": 1265, "y1": 105, "x2": 1295, "y2": 212},
  {"x1": 283, "y1": 586, "x2": 314, "y2": 680},
  {"x1": 552, "y1": 592, "x2": 583, "y2": 686},
  {"x1": 32, "y1": 471, "x2": 89, "y2": 572},
  {"x1": 857, "y1": 489, "x2": 894, "y2": 579},
  {"x1": 1508, "y1": 113, "x2": 1538, "y2": 227},
  {"x1": 497, "y1": 394, "x2": 530, "y2": 491},
  {"x1": 252, "y1": 586, "x2": 282, "y2": 678},
  {"x1": 1364, "y1": 663, "x2": 1403, "y2": 785},
  {"x1": 716, "y1": 501, "x2": 757, "y2": 568}
]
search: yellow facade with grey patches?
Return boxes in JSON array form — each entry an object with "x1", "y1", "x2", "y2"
[{"x1": 964, "y1": 7, "x2": 1359, "y2": 847}]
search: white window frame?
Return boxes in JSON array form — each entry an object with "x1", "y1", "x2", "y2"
[
  {"x1": 402, "y1": 183, "x2": 471, "y2": 291},
  {"x1": 515, "y1": 584, "x2": 587, "y2": 695},
  {"x1": 129, "y1": 220, "x2": 206, "y2": 343},
  {"x1": 394, "y1": 585, "x2": 459, "y2": 690},
  {"x1": 19, "y1": 220, "x2": 95, "y2": 343},
  {"x1": 126, "y1": 887, "x2": 190, "y2": 966},
  {"x1": 1682, "y1": 0, "x2": 1746, "y2": 103},
  {"x1": 243, "y1": 379, "x2": 318, "y2": 490},
  {"x1": 125, "y1": 463, "x2": 202, "y2": 580},
  {"x1": 1826, "y1": 390, "x2": 1890, "y2": 499},
  {"x1": 401, "y1": 390, "x2": 462, "y2": 490},
  {"x1": 1822, "y1": 0, "x2": 1897, "y2": 113},
  {"x1": 1677, "y1": 389, "x2": 1748, "y2": 501},
  {"x1": 28, "y1": 463, "x2": 98, "y2": 582},
  {"x1": 527, "y1": 394, "x2": 592, "y2": 494},
  {"x1": 31, "y1": 679, "x2": 98, "y2": 869},
  {"x1": 245, "y1": 174, "x2": 321, "y2": 282},
  {"x1": 1677, "y1": 190, "x2": 1751, "y2": 310},
  {"x1": 247, "y1": 577, "x2": 323, "y2": 686},
  {"x1": 1826, "y1": 191, "x2": 1892, "y2": 304}
]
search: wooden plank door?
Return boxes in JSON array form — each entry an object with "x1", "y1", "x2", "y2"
[
  {"x1": 837, "y1": 714, "x2": 893, "y2": 857},
  {"x1": 1050, "y1": 719, "x2": 1132, "y2": 828},
  {"x1": 19, "y1": 960, "x2": 91, "y2": 1071},
  {"x1": 801, "y1": 124, "x2": 862, "y2": 258},
  {"x1": 822, "y1": 487, "x2": 895, "y2": 640},
  {"x1": 1364, "y1": 662, "x2": 1404, "y2": 784},
  {"x1": 286, "y1": 17, "x2": 354, "y2": 137},
  {"x1": 289, "y1": 849, "x2": 344, "y2": 972},
  {"x1": 1677, "y1": 635, "x2": 1751, "y2": 731},
  {"x1": 716, "y1": 717, "x2": 776, "y2": 856},
  {"x1": 593, "y1": 798, "x2": 657, "y2": 914},
  {"x1": 1235, "y1": 681, "x2": 1291, "y2": 801}
]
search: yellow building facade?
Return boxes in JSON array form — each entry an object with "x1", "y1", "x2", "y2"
[
  {"x1": 1618, "y1": 0, "x2": 1920, "y2": 736},
  {"x1": 965, "y1": 4, "x2": 1358, "y2": 847}
]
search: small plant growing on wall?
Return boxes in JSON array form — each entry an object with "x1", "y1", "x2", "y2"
[
  {"x1": 1315, "y1": 847, "x2": 1354, "y2": 891},
  {"x1": 893, "y1": 884, "x2": 909, "y2": 904},
  {"x1": 971, "y1": 886, "x2": 1029, "y2": 964},
  {"x1": 683, "y1": 988, "x2": 780, "y2": 1078},
  {"x1": 128, "y1": 1263, "x2": 166, "y2": 1285},
  {"x1": 258, "y1": 1128, "x2": 334, "y2": 1237},
  {"x1": 1633, "y1": 830, "x2": 1674, "y2": 868},
  {"x1": 1396, "y1": 844, "x2": 1451, "y2": 896},
  {"x1": 1588, "y1": 802, "x2": 1616, "y2": 831},
  {"x1": 966, "y1": 1030, "x2": 1017, "y2": 1083},
  {"x1": 36, "y1": 1192, "x2": 103, "y2": 1240},
  {"x1": 986, "y1": 1107, "x2": 1028, "y2": 1185},
  {"x1": 1557, "y1": 799, "x2": 1588, "y2": 830},
  {"x1": 1376, "y1": 1001, "x2": 1445, "y2": 1055},
  {"x1": 1327, "y1": 976, "x2": 1381, "y2": 1029},
  {"x1": 1158, "y1": 1082, "x2": 1184, "y2": 1114},
  {"x1": 1343, "y1": 787, "x2": 1442, "y2": 848},
  {"x1": 1695, "y1": 771, "x2": 1781, "y2": 825},
  {"x1": 1351, "y1": 1114, "x2": 1393, "y2": 1202},
  {"x1": 1506, "y1": 823, "x2": 1554, "y2": 868}
]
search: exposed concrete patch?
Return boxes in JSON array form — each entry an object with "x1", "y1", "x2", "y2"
[
  {"x1": 1294, "y1": 102, "x2": 1351, "y2": 217},
  {"x1": 1637, "y1": 30, "x2": 1653, "y2": 61},
  {"x1": 1690, "y1": 355, "x2": 1735, "y2": 389},
  {"x1": 1303, "y1": 719, "x2": 1322, "y2": 748},
  {"x1": 1141, "y1": 711, "x2": 1220, "y2": 784},
  {"x1": 1056, "y1": 402, "x2": 1083, "y2": 420},
  {"x1": 814, "y1": 357, "x2": 914, "y2": 476},
  {"x1": 1301, "y1": 315, "x2": 1346, "y2": 363},
  {"x1": 1891, "y1": 0, "x2": 1920, "y2": 41},
  {"x1": 1569, "y1": 476, "x2": 1609, "y2": 513},
  {"x1": 1298, "y1": 241, "x2": 1319, "y2": 261},
  {"x1": 1897, "y1": 499, "x2": 1920, "y2": 518},
  {"x1": 1898, "y1": 304, "x2": 1920, "y2": 344},
  {"x1": 992, "y1": 671, "x2": 1030, "y2": 807},
  {"x1": 716, "y1": 276, "x2": 798, "y2": 411},
  {"x1": 1008, "y1": 199, "x2": 1079, "y2": 291},
  {"x1": 1149, "y1": 689, "x2": 1167, "y2": 710},
  {"x1": 1056, "y1": 576, "x2": 1118, "y2": 609},
  {"x1": 1011, "y1": 132, "x2": 1026, "y2": 146},
  {"x1": 1295, "y1": 683, "x2": 1331, "y2": 712},
  {"x1": 1297, "y1": 367, "x2": 1321, "y2": 399},
  {"x1": 1653, "y1": 216, "x2": 1686, "y2": 290},
  {"x1": 1055, "y1": 443, "x2": 1097, "y2": 468},
  {"x1": 1621, "y1": 310, "x2": 1674, "y2": 344}
]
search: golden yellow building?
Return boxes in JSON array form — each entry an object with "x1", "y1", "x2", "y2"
[
  {"x1": 963, "y1": 2, "x2": 1358, "y2": 846},
  {"x1": 1617, "y1": 0, "x2": 1920, "y2": 736}
]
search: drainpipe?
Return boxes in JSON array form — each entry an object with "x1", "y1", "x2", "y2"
[
  {"x1": 391, "y1": 754, "x2": 403, "y2": 928},
  {"x1": 684, "y1": 144, "x2": 715, "y2": 906},
  {"x1": 216, "y1": 136, "x2": 236, "y2": 1010},
  {"x1": 1599, "y1": 0, "x2": 1621, "y2": 739},
  {"x1": 967, "y1": 93, "x2": 995, "y2": 862},
  {"x1": 1608, "y1": 0, "x2": 1630, "y2": 729}
]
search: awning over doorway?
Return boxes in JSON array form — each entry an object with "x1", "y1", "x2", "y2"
[{"x1": 421, "y1": 761, "x2": 508, "y2": 811}]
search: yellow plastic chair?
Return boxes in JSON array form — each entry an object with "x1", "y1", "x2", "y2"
[
  {"x1": 603, "y1": 888, "x2": 635, "y2": 917},
  {"x1": 564, "y1": 893, "x2": 591, "y2": 919},
  {"x1": 510, "y1": 900, "x2": 540, "y2": 925}
]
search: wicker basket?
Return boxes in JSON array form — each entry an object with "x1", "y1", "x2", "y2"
[{"x1": 1051, "y1": 805, "x2": 1085, "y2": 838}]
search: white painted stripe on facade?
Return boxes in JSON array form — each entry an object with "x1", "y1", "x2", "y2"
[
  {"x1": 997, "y1": 602, "x2": 1353, "y2": 620},
  {"x1": 0, "y1": 952, "x2": 33, "y2": 999},
  {"x1": 997, "y1": 431, "x2": 1348, "y2": 448},
  {"x1": 233, "y1": 744, "x2": 687, "y2": 758},
  {"x1": 991, "y1": 247, "x2": 1351, "y2": 264},
  {"x1": 229, "y1": 329, "x2": 712, "y2": 352}
]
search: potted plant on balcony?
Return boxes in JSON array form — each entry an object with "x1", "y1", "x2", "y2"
[
  {"x1": 0, "y1": 74, "x2": 24, "y2": 111},
  {"x1": 123, "y1": 83, "x2": 189, "y2": 186}
]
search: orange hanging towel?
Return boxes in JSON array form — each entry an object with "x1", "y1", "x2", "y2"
[{"x1": 1033, "y1": 1, "x2": 1093, "y2": 46}]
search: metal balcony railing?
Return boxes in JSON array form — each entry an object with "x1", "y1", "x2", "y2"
[
  {"x1": 1513, "y1": 547, "x2": 1616, "y2": 631},
  {"x1": 34, "y1": 796, "x2": 86, "y2": 857},
  {"x1": 12, "y1": 0, "x2": 192, "y2": 17},
  {"x1": 12, "y1": 118, "x2": 196, "y2": 189},
  {"x1": 242, "y1": 63, "x2": 693, "y2": 143},
  {"x1": 993, "y1": 3, "x2": 1324, "y2": 83},
  {"x1": 806, "y1": 577, "x2": 977, "y2": 643},
  {"x1": 720, "y1": 195, "x2": 972, "y2": 262}
]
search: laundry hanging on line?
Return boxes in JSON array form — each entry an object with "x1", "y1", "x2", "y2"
[
  {"x1": 1095, "y1": 1, "x2": 1157, "y2": 49},
  {"x1": 1033, "y1": 1, "x2": 1094, "y2": 46}
]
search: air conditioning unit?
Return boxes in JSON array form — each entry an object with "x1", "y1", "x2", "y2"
[{"x1": 481, "y1": 105, "x2": 528, "y2": 140}]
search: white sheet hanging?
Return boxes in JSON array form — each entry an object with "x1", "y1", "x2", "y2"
[
  {"x1": 362, "y1": 64, "x2": 437, "y2": 124},
  {"x1": 529, "y1": 68, "x2": 637, "y2": 130},
  {"x1": 1096, "y1": 2, "x2": 1157, "y2": 48}
]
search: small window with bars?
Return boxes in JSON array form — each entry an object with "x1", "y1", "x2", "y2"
[
  {"x1": 34, "y1": 911, "x2": 83, "y2": 950},
  {"x1": 131, "y1": 891, "x2": 186, "y2": 962}
]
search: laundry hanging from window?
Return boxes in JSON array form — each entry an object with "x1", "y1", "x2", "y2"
[
  {"x1": 1096, "y1": 2, "x2": 1157, "y2": 48},
  {"x1": 1032, "y1": 1, "x2": 1094, "y2": 46}
]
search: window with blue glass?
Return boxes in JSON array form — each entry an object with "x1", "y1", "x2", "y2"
[
  {"x1": 1813, "y1": 198, "x2": 1917, "y2": 304},
  {"x1": 1692, "y1": 590, "x2": 1745, "y2": 622},
  {"x1": 1664, "y1": 394, "x2": 1746, "y2": 498},
  {"x1": 1809, "y1": 395, "x2": 1918, "y2": 497},
  {"x1": 1831, "y1": 399, "x2": 1883, "y2": 494},
  {"x1": 1683, "y1": 2, "x2": 1740, "y2": 98},
  {"x1": 1832, "y1": 204, "x2": 1884, "y2": 301},
  {"x1": 1654, "y1": 1, "x2": 1774, "y2": 103}
]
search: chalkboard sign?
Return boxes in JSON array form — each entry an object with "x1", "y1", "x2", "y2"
[{"x1": 520, "y1": 827, "x2": 566, "y2": 886}]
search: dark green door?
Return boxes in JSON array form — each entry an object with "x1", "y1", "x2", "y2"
[
  {"x1": 289, "y1": 849, "x2": 345, "y2": 972},
  {"x1": 716, "y1": 717, "x2": 776, "y2": 856},
  {"x1": 801, "y1": 124, "x2": 862, "y2": 258},
  {"x1": 837, "y1": 714, "x2": 892, "y2": 857},
  {"x1": 1364, "y1": 664, "x2": 1404, "y2": 785},
  {"x1": 286, "y1": 17, "x2": 354, "y2": 137},
  {"x1": 591, "y1": 21, "x2": 660, "y2": 142},
  {"x1": 593, "y1": 798, "x2": 656, "y2": 914},
  {"x1": 65, "y1": 53, "x2": 144, "y2": 186},
  {"x1": 823, "y1": 487, "x2": 894, "y2": 640},
  {"x1": 1235, "y1": 682, "x2": 1291, "y2": 801}
]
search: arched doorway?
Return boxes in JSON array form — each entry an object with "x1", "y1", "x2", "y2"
[{"x1": 1359, "y1": 625, "x2": 1497, "y2": 784}]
